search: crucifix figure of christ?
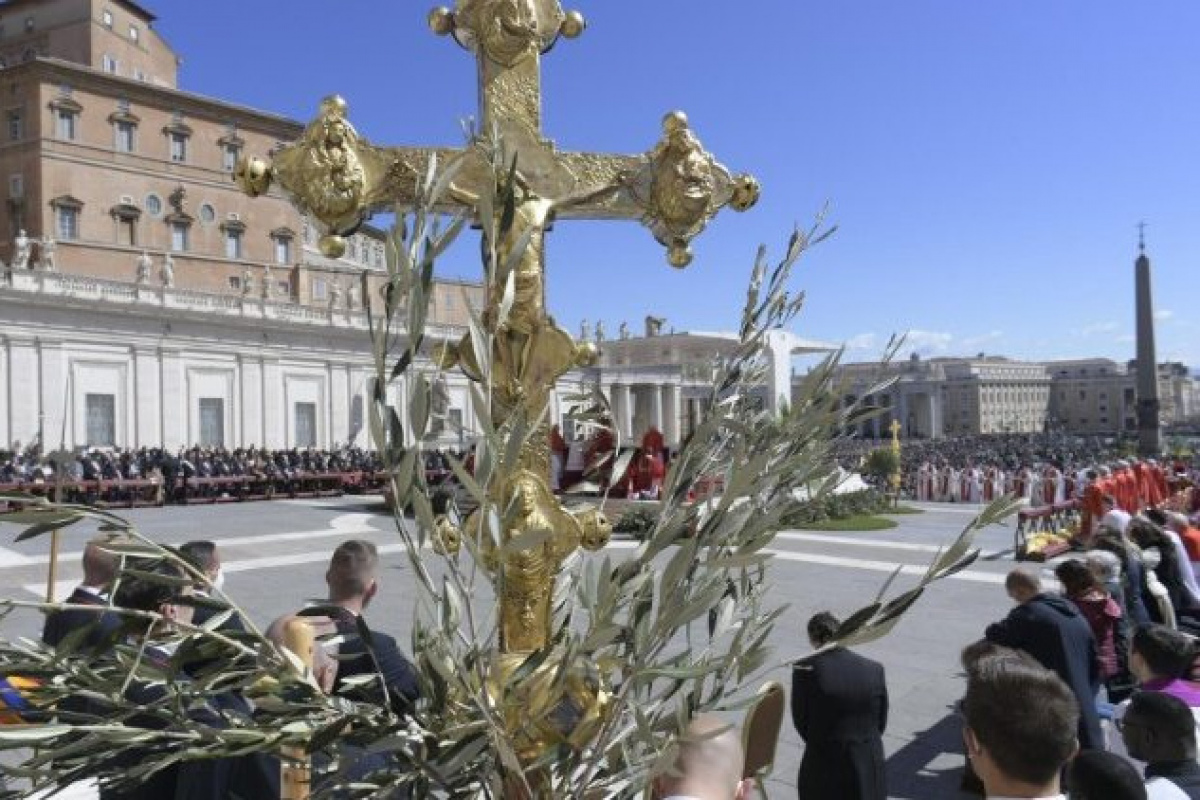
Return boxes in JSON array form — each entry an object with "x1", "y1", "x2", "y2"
[{"x1": 235, "y1": 0, "x2": 760, "y2": 763}]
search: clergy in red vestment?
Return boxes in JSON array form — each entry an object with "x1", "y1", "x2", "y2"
[
  {"x1": 586, "y1": 420, "x2": 616, "y2": 488},
  {"x1": 1080, "y1": 469, "x2": 1104, "y2": 544},
  {"x1": 642, "y1": 425, "x2": 665, "y2": 462}
]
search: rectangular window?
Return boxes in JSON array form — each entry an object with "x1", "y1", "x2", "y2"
[
  {"x1": 7, "y1": 109, "x2": 21, "y2": 141},
  {"x1": 228, "y1": 276, "x2": 241, "y2": 291},
  {"x1": 117, "y1": 216, "x2": 135, "y2": 247},
  {"x1": 85, "y1": 394, "x2": 116, "y2": 447},
  {"x1": 170, "y1": 221, "x2": 188, "y2": 252},
  {"x1": 114, "y1": 121, "x2": 135, "y2": 152},
  {"x1": 294, "y1": 402, "x2": 317, "y2": 448},
  {"x1": 129, "y1": 24, "x2": 139, "y2": 42},
  {"x1": 199, "y1": 398, "x2": 224, "y2": 447},
  {"x1": 102, "y1": 10, "x2": 113, "y2": 28},
  {"x1": 273, "y1": 237, "x2": 290, "y2": 264},
  {"x1": 56, "y1": 110, "x2": 77, "y2": 141},
  {"x1": 222, "y1": 144, "x2": 240, "y2": 172},
  {"x1": 102, "y1": 54, "x2": 117, "y2": 74},
  {"x1": 224, "y1": 229, "x2": 242, "y2": 259},
  {"x1": 8, "y1": 174, "x2": 22, "y2": 198},
  {"x1": 57, "y1": 206, "x2": 78, "y2": 240},
  {"x1": 169, "y1": 132, "x2": 187, "y2": 163},
  {"x1": 311, "y1": 277, "x2": 327, "y2": 301}
]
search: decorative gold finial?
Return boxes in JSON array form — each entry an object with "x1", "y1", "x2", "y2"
[
  {"x1": 560, "y1": 9, "x2": 586, "y2": 38},
  {"x1": 667, "y1": 243, "x2": 693, "y2": 269},
  {"x1": 428, "y1": 6, "x2": 456, "y2": 35},
  {"x1": 731, "y1": 174, "x2": 761, "y2": 212},
  {"x1": 234, "y1": 155, "x2": 272, "y2": 197},
  {"x1": 319, "y1": 235, "x2": 346, "y2": 258}
]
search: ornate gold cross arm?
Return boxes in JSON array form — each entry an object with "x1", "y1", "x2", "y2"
[
  {"x1": 554, "y1": 112, "x2": 760, "y2": 267},
  {"x1": 235, "y1": 95, "x2": 470, "y2": 257}
]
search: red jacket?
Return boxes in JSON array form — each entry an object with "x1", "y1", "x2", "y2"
[{"x1": 1069, "y1": 591, "x2": 1123, "y2": 680}]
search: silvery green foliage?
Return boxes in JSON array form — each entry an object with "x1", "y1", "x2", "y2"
[{"x1": 0, "y1": 143, "x2": 1016, "y2": 798}]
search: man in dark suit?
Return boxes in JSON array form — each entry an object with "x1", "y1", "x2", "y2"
[
  {"x1": 791, "y1": 611, "x2": 888, "y2": 800},
  {"x1": 268, "y1": 540, "x2": 420, "y2": 796},
  {"x1": 42, "y1": 539, "x2": 122, "y2": 651},
  {"x1": 322, "y1": 539, "x2": 420, "y2": 714},
  {"x1": 100, "y1": 560, "x2": 278, "y2": 800},
  {"x1": 984, "y1": 568, "x2": 1103, "y2": 751}
]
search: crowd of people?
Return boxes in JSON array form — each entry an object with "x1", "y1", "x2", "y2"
[
  {"x1": 5, "y1": 536, "x2": 421, "y2": 798},
  {"x1": 0, "y1": 443, "x2": 385, "y2": 486}
]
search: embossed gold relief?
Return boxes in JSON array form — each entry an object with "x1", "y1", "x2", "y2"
[
  {"x1": 626, "y1": 111, "x2": 763, "y2": 268},
  {"x1": 432, "y1": 470, "x2": 606, "y2": 652},
  {"x1": 235, "y1": 4, "x2": 760, "y2": 767},
  {"x1": 429, "y1": 0, "x2": 580, "y2": 66}
]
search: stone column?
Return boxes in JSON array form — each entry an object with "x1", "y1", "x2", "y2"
[
  {"x1": 8, "y1": 338, "x2": 37, "y2": 446},
  {"x1": 262, "y1": 358, "x2": 282, "y2": 448},
  {"x1": 619, "y1": 384, "x2": 634, "y2": 440},
  {"x1": 330, "y1": 362, "x2": 350, "y2": 446},
  {"x1": 160, "y1": 348, "x2": 184, "y2": 450},
  {"x1": 134, "y1": 347, "x2": 161, "y2": 448},
  {"x1": 662, "y1": 383, "x2": 680, "y2": 449},
  {"x1": 239, "y1": 356, "x2": 263, "y2": 446},
  {"x1": 650, "y1": 383, "x2": 663, "y2": 433},
  {"x1": 38, "y1": 340, "x2": 65, "y2": 448}
]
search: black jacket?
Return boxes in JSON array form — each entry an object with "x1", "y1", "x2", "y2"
[
  {"x1": 42, "y1": 587, "x2": 122, "y2": 652},
  {"x1": 1147, "y1": 760, "x2": 1200, "y2": 799},
  {"x1": 792, "y1": 646, "x2": 888, "y2": 800},
  {"x1": 334, "y1": 616, "x2": 421, "y2": 716},
  {"x1": 985, "y1": 592, "x2": 1103, "y2": 749}
]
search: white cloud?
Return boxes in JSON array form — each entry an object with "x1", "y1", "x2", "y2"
[
  {"x1": 902, "y1": 330, "x2": 954, "y2": 355},
  {"x1": 1115, "y1": 334, "x2": 1135, "y2": 344},
  {"x1": 961, "y1": 330, "x2": 1004, "y2": 349},
  {"x1": 1076, "y1": 321, "x2": 1119, "y2": 337},
  {"x1": 844, "y1": 332, "x2": 878, "y2": 351},
  {"x1": 1155, "y1": 309, "x2": 1174, "y2": 321}
]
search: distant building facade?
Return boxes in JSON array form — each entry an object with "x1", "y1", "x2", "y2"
[{"x1": 821, "y1": 353, "x2": 1199, "y2": 441}]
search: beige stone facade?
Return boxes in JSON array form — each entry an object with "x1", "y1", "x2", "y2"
[
  {"x1": 821, "y1": 355, "x2": 1053, "y2": 439},
  {"x1": 0, "y1": 0, "x2": 486, "y2": 323}
]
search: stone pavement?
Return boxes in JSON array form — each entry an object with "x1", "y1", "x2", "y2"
[{"x1": 0, "y1": 497, "x2": 1051, "y2": 798}]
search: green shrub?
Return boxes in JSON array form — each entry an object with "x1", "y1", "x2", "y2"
[{"x1": 614, "y1": 507, "x2": 659, "y2": 536}]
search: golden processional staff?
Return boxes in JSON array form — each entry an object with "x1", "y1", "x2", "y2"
[{"x1": 236, "y1": 0, "x2": 759, "y2": 772}]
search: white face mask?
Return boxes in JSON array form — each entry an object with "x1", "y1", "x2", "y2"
[{"x1": 211, "y1": 567, "x2": 226, "y2": 591}]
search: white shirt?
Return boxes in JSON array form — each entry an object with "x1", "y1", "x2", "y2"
[
  {"x1": 1147, "y1": 777, "x2": 1190, "y2": 799},
  {"x1": 1100, "y1": 509, "x2": 1132, "y2": 533}
]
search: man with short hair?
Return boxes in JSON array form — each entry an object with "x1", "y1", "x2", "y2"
[
  {"x1": 1122, "y1": 692, "x2": 1200, "y2": 798},
  {"x1": 984, "y1": 569, "x2": 1103, "y2": 750},
  {"x1": 792, "y1": 611, "x2": 888, "y2": 800},
  {"x1": 178, "y1": 540, "x2": 243, "y2": 631},
  {"x1": 652, "y1": 714, "x2": 751, "y2": 800},
  {"x1": 271, "y1": 540, "x2": 419, "y2": 714},
  {"x1": 42, "y1": 539, "x2": 122, "y2": 650},
  {"x1": 961, "y1": 655, "x2": 1079, "y2": 799}
]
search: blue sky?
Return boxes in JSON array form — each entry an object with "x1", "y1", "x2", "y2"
[{"x1": 157, "y1": 2, "x2": 1199, "y2": 367}]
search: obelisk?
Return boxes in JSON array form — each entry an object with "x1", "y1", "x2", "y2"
[{"x1": 1134, "y1": 223, "x2": 1162, "y2": 456}]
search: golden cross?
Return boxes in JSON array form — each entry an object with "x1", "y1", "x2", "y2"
[{"x1": 236, "y1": 0, "x2": 759, "y2": 268}]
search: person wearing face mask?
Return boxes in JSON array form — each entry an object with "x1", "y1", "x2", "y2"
[
  {"x1": 94, "y1": 559, "x2": 279, "y2": 800},
  {"x1": 179, "y1": 540, "x2": 243, "y2": 632}
]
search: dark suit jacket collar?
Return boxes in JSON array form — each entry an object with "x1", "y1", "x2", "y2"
[
  {"x1": 69, "y1": 586, "x2": 108, "y2": 604},
  {"x1": 1146, "y1": 759, "x2": 1200, "y2": 782}
]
